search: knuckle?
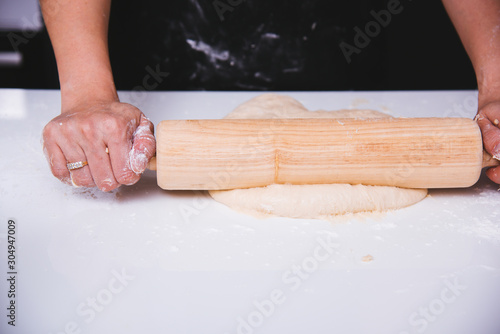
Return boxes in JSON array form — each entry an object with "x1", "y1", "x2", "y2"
[
  {"x1": 479, "y1": 102, "x2": 500, "y2": 120},
  {"x1": 52, "y1": 167, "x2": 70, "y2": 185},
  {"x1": 115, "y1": 102, "x2": 140, "y2": 116},
  {"x1": 71, "y1": 173, "x2": 94, "y2": 188},
  {"x1": 80, "y1": 180, "x2": 95, "y2": 188},
  {"x1": 79, "y1": 181, "x2": 95, "y2": 188},
  {"x1": 42, "y1": 121, "x2": 58, "y2": 139},
  {"x1": 79, "y1": 119, "x2": 95, "y2": 137},
  {"x1": 98, "y1": 179, "x2": 119, "y2": 192},
  {"x1": 52, "y1": 166, "x2": 68, "y2": 179},
  {"x1": 115, "y1": 169, "x2": 140, "y2": 185},
  {"x1": 105, "y1": 117, "x2": 130, "y2": 141},
  {"x1": 103, "y1": 117, "x2": 121, "y2": 131}
]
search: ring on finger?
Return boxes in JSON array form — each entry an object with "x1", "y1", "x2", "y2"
[{"x1": 67, "y1": 161, "x2": 88, "y2": 171}]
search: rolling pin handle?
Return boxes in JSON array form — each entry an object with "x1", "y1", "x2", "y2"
[
  {"x1": 147, "y1": 156, "x2": 157, "y2": 171},
  {"x1": 482, "y1": 151, "x2": 500, "y2": 168}
]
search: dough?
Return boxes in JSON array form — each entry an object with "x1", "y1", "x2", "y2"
[
  {"x1": 209, "y1": 94, "x2": 427, "y2": 219},
  {"x1": 224, "y1": 93, "x2": 392, "y2": 120}
]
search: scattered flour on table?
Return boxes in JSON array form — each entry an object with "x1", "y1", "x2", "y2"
[{"x1": 456, "y1": 184, "x2": 500, "y2": 241}]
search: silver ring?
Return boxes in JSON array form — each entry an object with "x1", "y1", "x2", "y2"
[{"x1": 67, "y1": 161, "x2": 88, "y2": 171}]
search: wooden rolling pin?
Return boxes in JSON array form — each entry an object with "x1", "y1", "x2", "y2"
[{"x1": 147, "y1": 118, "x2": 500, "y2": 190}]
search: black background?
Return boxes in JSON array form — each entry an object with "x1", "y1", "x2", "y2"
[{"x1": 0, "y1": 0, "x2": 477, "y2": 91}]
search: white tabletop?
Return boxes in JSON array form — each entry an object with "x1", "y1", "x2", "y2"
[{"x1": 1, "y1": 89, "x2": 499, "y2": 334}]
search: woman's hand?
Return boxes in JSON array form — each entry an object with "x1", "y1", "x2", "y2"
[
  {"x1": 441, "y1": 0, "x2": 500, "y2": 183},
  {"x1": 476, "y1": 100, "x2": 500, "y2": 184},
  {"x1": 42, "y1": 101, "x2": 156, "y2": 191}
]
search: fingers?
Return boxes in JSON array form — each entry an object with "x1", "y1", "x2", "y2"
[
  {"x1": 106, "y1": 113, "x2": 155, "y2": 185},
  {"x1": 43, "y1": 139, "x2": 71, "y2": 185},
  {"x1": 42, "y1": 102, "x2": 156, "y2": 191},
  {"x1": 476, "y1": 102, "x2": 500, "y2": 184},
  {"x1": 485, "y1": 166, "x2": 500, "y2": 184},
  {"x1": 43, "y1": 121, "x2": 90, "y2": 186},
  {"x1": 58, "y1": 139, "x2": 95, "y2": 188},
  {"x1": 52, "y1": 114, "x2": 111, "y2": 190},
  {"x1": 83, "y1": 143, "x2": 120, "y2": 191},
  {"x1": 476, "y1": 108, "x2": 500, "y2": 158},
  {"x1": 107, "y1": 132, "x2": 141, "y2": 186},
  {"x1": 129, "y1": 115, "x2": 156, "y2": 174}
]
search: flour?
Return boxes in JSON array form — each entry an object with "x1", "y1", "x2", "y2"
[{"x1": 129, "y1": 116, "x2": 155, "y2": 175}]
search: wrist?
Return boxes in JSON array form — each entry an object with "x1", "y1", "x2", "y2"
[
  {"x1": 60, "y1": 71, "x2": 118, "y2": 112},
  {"x1": 56, "y1": 41, "x2": 118, "y2": 111},
  {"x1": 478, "y1": 81, "x2": 500, "y2": 110},
  {"x1": 475, "y1": 60, "x2": 500, "y2": 109}
]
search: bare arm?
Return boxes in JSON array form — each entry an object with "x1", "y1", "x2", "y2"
[
  {"x1": 40, "y1": 0, "x2": 117, "y2": 108},
  {"x1": 40, "y1": 0, "x2": 155, "y2": 191},
  {"x1": 442, "y1": 0, "x2": 500, "y2": 183}
]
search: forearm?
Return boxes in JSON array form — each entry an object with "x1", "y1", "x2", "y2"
[
  {"x1": 40, "y1": 0, "x2": 117, "y2": 111},
  {"x1": 442, "y1": 0, "x2": 500, "y2": 107}
]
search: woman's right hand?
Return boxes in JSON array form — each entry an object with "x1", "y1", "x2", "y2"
[
  {"x1": 476, "y1": 100, "x2": 500, "y2": 184},
  {"x1": 42, "y1": 101, "x2": 156, "y2": 191}
]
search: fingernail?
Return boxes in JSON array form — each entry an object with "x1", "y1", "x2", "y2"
[
  {"x1": 70, "y1": 175, "x2": 81, "y2": 188},
  {"x1": 61, "y1": 177, "x2": 72, "y2": 185},
  {"x1": 124, "y1": 178, "x2": 140, "y2": 186},
  {"x1": 493, "y1": 144, "x2": 500, "y2": 160}
]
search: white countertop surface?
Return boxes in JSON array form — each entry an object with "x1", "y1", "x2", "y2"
[{"x1": 1, "y1": 89, "x2": 499, "y2": 334}]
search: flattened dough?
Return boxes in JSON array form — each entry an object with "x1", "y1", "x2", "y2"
[{"x1": 209, "y1": 94, "x2": 427, "y2": 219}]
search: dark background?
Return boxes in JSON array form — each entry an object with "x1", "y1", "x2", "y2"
[{"x1": 0, "y1": 0, "x2": 477, "y2": 91}]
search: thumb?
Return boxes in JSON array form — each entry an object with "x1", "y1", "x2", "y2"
[
  {"x1": 129, "y1": 114, "x2": 156, "y2": 174},
  {"x1": 476, "y1": 102, "x2": 500, "y2": 158},
  {"x1": 485, "y1": 166, "x2": 500, "y2": 184},
  {"x1": 476, "y1": 102, "x2": 500, "y2": 184}
]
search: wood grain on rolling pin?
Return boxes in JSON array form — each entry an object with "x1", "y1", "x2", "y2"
[{"x1": 153, "y1": 118, "x2": 498, "y2": 190}]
